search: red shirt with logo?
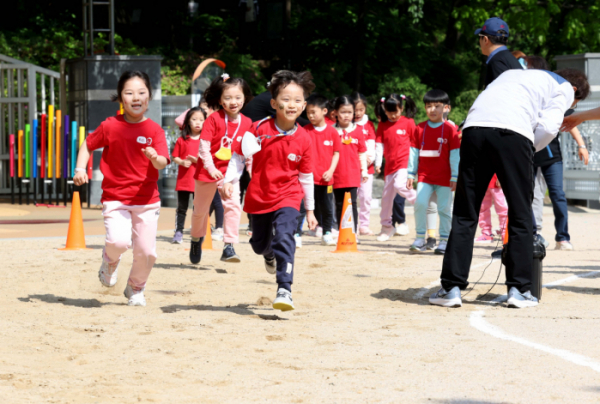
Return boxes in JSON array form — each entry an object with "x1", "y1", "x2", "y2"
[
  {"x1": 357, "y1": 120, "x2": 376, "y2": 175},
  {"x1": 172, "y1": 136, "x2": 200, "y2": 192},
  {"x1": 305, "y1": 124, "x2": 341, "y2": 186},
  {"x1": 195, "y1": 109, "x2": 253, "y2": 183},
  {"x1": 412, "y1": 121, "x2": 461, "y2": 187},
  {"x1": 376, "y1": 116, "x2": 417, "y2": 176},
  {"x1": 241, "y1": 119, "x2": 313, "y2": 214},
  {"x1": 86, "y1": 115, "x2": 170, "y2": 205},
  {"x1": 332, "y1": 124, "x2": 367, "y2": 189}
]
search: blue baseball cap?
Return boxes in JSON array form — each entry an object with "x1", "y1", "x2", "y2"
[{"x1": 474, "y1": 17, "x2": 509, "y2": 37}]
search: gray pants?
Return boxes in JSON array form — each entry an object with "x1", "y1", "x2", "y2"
[{"x1": 532, "y1": 167, "x2": 546, "y2": 232}]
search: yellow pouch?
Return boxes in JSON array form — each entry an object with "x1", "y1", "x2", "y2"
[
  {"x1": 215, "y1": 146, "x2": 232, "y2": 161},
  {"x1": 342, "y1": 137, "x2": 353, "y2": 145},
  {"x1": 327, "y1": 185, "x2": 333, "y2": 193}
]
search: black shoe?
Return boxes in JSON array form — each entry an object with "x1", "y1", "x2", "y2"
[
  {"x1": 491, "y1": 248, "x2": 503, "y2": 259},
  {"x1": 221, "y1": 243, "x2": 241, "y2": 263},
  {"x1": 425, "y1": 237, "x2": 437, "y2": 250},
  {"x1": 190, "y1": 238, "x2": 203, "y2": 264}
]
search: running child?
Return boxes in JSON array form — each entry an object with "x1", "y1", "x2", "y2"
[
  {"x1": 332, "y1": 96, "x2": 369, "y2": 233},
  {"x1": 475, "y1": 174, "x2": 507, "y2": 243},
  {"x1": 305, "y1": 93, "x2": 341, "y2": 246},
  {"x1": 189, "y1": 74, "x2": 253, "y2": 265},
  {"x1": 222, "y1": 70, "x2": 318, "y2": 311},
  {"x1": 171, "y1": 107, "x2": 206, "y2": 244},
  {"x1": 374, "y1": 94, "x2": 418, "y2": 242},
  {"x1": 73, "y1": 70, "x2": 170, "y2": 306},
  {"x1": 351, "y1": 92, "x2": 377, "y2": 236},
  {"x1": 407, "y1": 89, "x2": 460, "y2": 254}
]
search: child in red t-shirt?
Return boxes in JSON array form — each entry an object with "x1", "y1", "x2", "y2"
[
  {"x1": 332, "y1": 96, "x2": 369, "y2": 234},
  {"x1": 189, "y1": 74, "x2": 254, "y2": 265},
  {"x1": 352, "y1": 92, "x2": 377, "y2": 235},
  {"x1": 305, "y1": 94, "x2": 341, "y2": 246},
  {"x1": 73, "y1": 71, "x2": 170, "y2": 307},
  {"x1": 374, "y1": 94, "x2": 418, "y2": 242},
  {"x1": 475, "y1": 174, "x2": 508, "y2": 242},
  {"x1": 222, "y1": 70, "x2": 318, "y2": 311},
  {"x1": 407, "y1": 89, "x2": 460, "y2": 254},
  {"x1": 171, "y1": 106, "x2": 206, "y2": 244}
]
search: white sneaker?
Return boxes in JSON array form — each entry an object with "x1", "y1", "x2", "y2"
[
  {"x1": 212, "y1": 227, "x2": 224, "y2": 241},
  {"x1": 294, "y1": 233, "x2": 302, "y2": 249},
  {"x1": 272, "y1": 288, "x2": 294, "y2": 311},
  {"x1": 331, "y1": 228, "x2": 339, "y2": 237},
  {"x1": 507, "y1": 287, "x2": 538, "y2": 308},
  {"x1": 307, "y1": 226, "x2": 323, "y2": 238},
  {"x1": 434, "y1": 240, "x2": 448, "y2": 255},
  {"x1": 264, "y1": 255, "x2": 276, "y2": 274},
  {"x1": 376, "y1": 225, "x2": 395, "y2": 242},
  {"x1": 321, "y1": 232, "x2": 336, "y2": 246},
  {"x1": 409, "y1": 237, "x2": 427, "y2": 253},
  {"x1": 123, "y1": 285, "x2": 146, "y2": 306},
  {"x1": 98, "y1": 257, "x2": 119, "y2": 287},
  {"x1": 395, "y1": 223, "x2": 410, "y2": 236},
  {"x1": 555, "y1": 241, "x2": 573, "y2": 250}
]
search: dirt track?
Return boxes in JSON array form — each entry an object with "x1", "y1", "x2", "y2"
[{"x1": 1, "y1": 204, "x2": 600, "y2": 403}]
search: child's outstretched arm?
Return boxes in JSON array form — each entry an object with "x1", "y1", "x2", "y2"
[
  {"x1": 299, "y1": 172, "x2": 318, "y2": 230},
  {"x1": 322, "y1": 152, "x2": 339, "y2": 183},
  {"x1": 199, "y1": 140, "x2": 222, "y2": 180},
  {"x1": 375, "y1": 142, "x2": 383, "y2": 174},
  {"x1": 142, "y1": 147, "x2": 168, "y2": 170},
  {"x1": 358, "y1": 152, "x2": 369, "y2": 183},
  {"x1": 449, "y1": 149, "x2": 460, "y2": 192},
  {"x1": 73, "y1": 142, "x2": 91, "y2": 186},
  {"x1": 222, "y1": 152, "x2": 246, "y2": 199},
  {"x1": 406, "y1": 147, "x2": 419, "y2": 189}
]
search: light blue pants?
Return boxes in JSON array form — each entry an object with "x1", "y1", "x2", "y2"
[{"x1": 415, "y1": 182, "x2": 452, "y2": 240}]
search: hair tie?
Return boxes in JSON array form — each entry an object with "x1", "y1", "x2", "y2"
[
  {"x1": 381, "y1": 97, "x2": 386, "y2": 103},
  {"x1": 401, "y1": 94, "x2": 406, "y2": 100},
  {"x1": 221, "y1": 73, "x2": 230, "y2": 82}
]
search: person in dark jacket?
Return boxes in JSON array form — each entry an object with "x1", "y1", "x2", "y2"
[{"x1": 475, "y1": 17, "x2": 523, "y2": 88}]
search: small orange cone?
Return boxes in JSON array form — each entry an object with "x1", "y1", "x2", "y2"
[
  {"x1": 332, "y1": 192, "x2": 359, "y2": 253},
  {"x1": 202, "y1": 219, "x2": 214, "y2": 250},
  {"x1": 59, "y1": 191, "x2": 90, "y2": 250},
  {"x1": 503, "y1": 218, "x2": 509, "y2": 245}
]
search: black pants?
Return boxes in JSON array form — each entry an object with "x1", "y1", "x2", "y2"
[
  {"x1": 314, "y1": 185, "x2": 334, "y2": 233},
  {"x1": 441, "y1": 127, "x2": 535, "y2": 293},
  {"x1": 392, "y1": 194, "x2": 406, "y2": 226},
  {"x1": 240, "y1": 167, "x2": 252, "y2": 231},
  {"x1": 175, "y1": 191, "x2": 194, "y2": 232},
  {"x1": 333, "y1": 187, "x2": 358, "y2": 233},
  {"x1": 250, "y1": 207, "x2": 298, "y2": 290},
  {"x1": 209, "y1": 190, "x2": 224, "y2": 229}
]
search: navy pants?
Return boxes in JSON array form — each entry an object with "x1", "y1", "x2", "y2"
[
  {"x1": 392, "y1": 194, "x2": 406, "y2": 226},
  {"x1": 536, "y1": 161, "x2": 569, "y2": 241},
  {"x1": 250, "y1": 207, "x2": 298, "y2": 291}
]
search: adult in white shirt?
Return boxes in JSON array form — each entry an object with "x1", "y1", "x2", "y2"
[{"x1": 429, "y1": 68, "x2": 589, "y2": 309}]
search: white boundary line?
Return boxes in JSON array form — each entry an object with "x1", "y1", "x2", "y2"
[{"x1": 543, "y1": 270, "x2": 600, "y2": 287}]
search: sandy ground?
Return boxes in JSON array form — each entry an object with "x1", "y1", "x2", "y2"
[{"x1": 1, "y1": 203, "x2": 600, "y2": 403}]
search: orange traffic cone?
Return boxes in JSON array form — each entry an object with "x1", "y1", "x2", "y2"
[
  {"x1": 59, "y1": 191, "x2": 90, "y2": 250},
  {"x1": 332, "y1": 192, "x2": 359, "y2": 253},
  {"x1": 202, "y1": 220, "x2": 214, "y2": 250},
  {"x1": 503, "y1": 218, "x2": 509, "y2": 245}
]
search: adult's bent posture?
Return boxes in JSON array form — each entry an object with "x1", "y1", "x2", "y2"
[{"x1": 429, "y1": 68, "x2": 589, "y2": 309}]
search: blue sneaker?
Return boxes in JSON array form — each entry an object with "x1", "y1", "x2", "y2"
[
  {"x1": 221, "y1": 243, "x2": 241, "y2": 263},
  {"x1": 507, "y1": 287, "x2": 538, "y2": 308},
  {"x1": 429, "y1": 286, "x2": 462, "y2": 308},
  {"x1": 171, "y1": 231, "x2": 183, "y2": 244}
]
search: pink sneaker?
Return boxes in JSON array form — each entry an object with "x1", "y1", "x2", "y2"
[
  {"x1": 359, "y1": 227, "x2": 374, "y2": 236},
  {"x1": 474, "y1": 233, "x2": 494, "y2": 243}
]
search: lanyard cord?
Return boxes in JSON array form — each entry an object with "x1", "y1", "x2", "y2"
[
  {"x1": 224, "y1": 114, "x2": 242, "y2": 143},
  {"x1": 421, "y1": 122, "x2": 444, "y2": 154}
]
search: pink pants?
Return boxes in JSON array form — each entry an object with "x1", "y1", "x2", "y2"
[
  {"x1": 102, "y1": 201, "x2": 161, "y2": 290},
  {"x1": 358, "y1": 174, "x2": 373, "y2": 230},
  {"x1": 380, "y1": 169, "x2": 417, "y2": 227},
  {"x1": 479, "y1": 187, "x2": 508, "y2": 237},
  {"x1": 191, "y1": 180, "x2": 241, "y2": 243}
]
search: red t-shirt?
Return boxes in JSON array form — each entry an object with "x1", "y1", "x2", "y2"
[
  {"x1": 412, "y1": 121, "x2": 461, "y2": 187},
  {"x1": 86, "y1": 115, "x2": 170, "y2": 205},
  {"x1": 242, "y1": 120, "x2": 313, "y2": 214},
  {"x1": 332, "y1": 124, "x2": 367, "y2": 189},
  {"x1": 489, "y1": 174, "x2": 499, "y2": 189},
  {"x1": 172, "y1": 136, "x2": 200, "y2": 192},
  {"x1": 194, "y1": 110, "x2": 253, "y2": 183},
  {"x1": 376, "y1": 117, "x2": 417, "y2": 176},
  {"x1": 324, "y1": 117, "x2": 335, "y2": 126},
  {"x1": 357, "y1": 120, "x2": 376, "y2": 175},
  {"x1": 305, "y1": 124, "x2": 341, "y2": 186}
]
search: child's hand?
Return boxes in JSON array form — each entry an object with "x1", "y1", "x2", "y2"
[
  {"x1": 322, "y1": 170, "x2": 333, "y2": 182},
  {"x1": 361, "y1": 175, "x2": 369, "y2": 184},
  {"x1": 495, "y1": 179, "x2": 501, "y2": 188},
  {"x1": 142, "y1": 147, "x2": 158, "y2": 161},
  {"x1": 306, "y1": 210, "x2": 318, "y2": 231},
  {"x1": 450, "y1": 181, "x2": 457, "y2": 192},
  {"x1": 73, "y1": 171, "x2": 89, "y2": 186},
  {"x1": 222, "y1": 183, "x2": 234, "y2": 199},
  {"x1": 210, "y1": 169, "x2": 224, "y2": 180},
  {"x1": 407, "y1": 179, "x2": 414, "y2": 190},
  {"x1": 186, "y1": 155, "x2": 198, "y2": 164},
  {"x1": 375, "y1": 166, "x2": 381, "y2": 174},
  {"x1": 181, "y1": 160, "x2": 192, "y2": 168}
]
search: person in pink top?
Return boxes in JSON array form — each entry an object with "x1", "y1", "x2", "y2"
[
  {"x1": 374, "y1": 94, "x2": 419, "y2": 242},
  {"x1": 170, "y1": 106, "x2": 207, "y2": 244},
  {"x1": 475, "y1": 174, "x2": 508, "y2": 243},
  {"x1": 73, "y1": 71, "x2": 170, "y2": 307},
  {"x1": 189, "y1": 74, "x2": 253, "y2": 265},
  {"x1": 351, "y1": 92, "x2": 377, "y2": 236}
]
